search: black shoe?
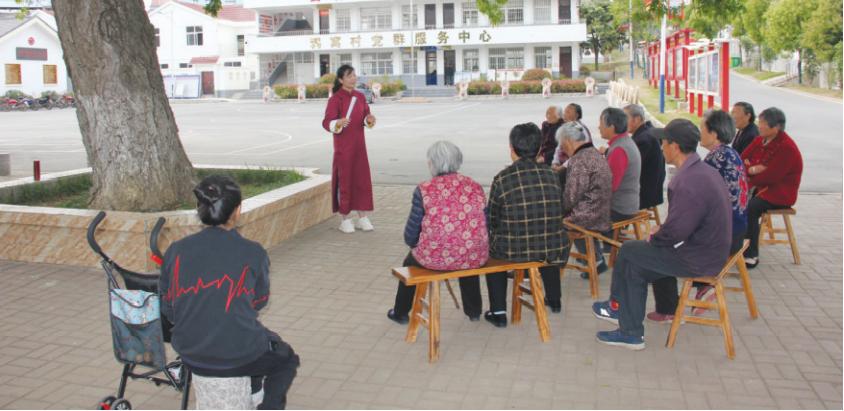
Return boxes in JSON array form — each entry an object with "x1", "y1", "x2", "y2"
[
  {"x1": 580, "y1": 260, "x2": 608, "y2": 279},
  {"x1": 468, "y1": 315, "x2": 480, "y2": 322},
  {"x1": 387, "y1": 309, "x2": 409, "y2": 325},
  {"x1": 484, "y1": 311, "x2": 507, "y2": 328},
  {"x1": 744, "y1": 256, "x2": 759, "y2": 269},
  {"x1": 544, "y1": 297, "x2": 562, "y2": 313}
]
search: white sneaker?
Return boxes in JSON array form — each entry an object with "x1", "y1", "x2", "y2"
[
  {"x1": 339, "y1": 218, "x2": 355, "y2": 233},
  {"x1": 355, "y1": 216, "x2": 374, "y2": 231},
  {"x1": 251, "y1": 389, "x2": 264, "y2": 409}
]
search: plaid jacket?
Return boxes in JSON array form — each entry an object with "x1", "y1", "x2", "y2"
[{"x1": 487, "y1": 158, "x2": 567, "y2": 264}]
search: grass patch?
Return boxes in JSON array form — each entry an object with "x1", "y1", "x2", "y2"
[
  {"x1": 782, "y1": 83, "x2": 843, "y2": 100},
  {"x1": 625, "y1": 74, "x2": 701, "y2": 126},
  {"x1": 1, "y1": 168, "x2": 306, "y2": 209},
  {"x1": 734, "y1": 67, "x2": 785, "y2": 81}
]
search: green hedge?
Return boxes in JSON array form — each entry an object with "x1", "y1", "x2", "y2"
[
  {"x1": 521, "y1": 68, "x2": 552, "y2": 81},
  {"x1": 459, "y1": 79, "x2": 585, "y2": 95},
  {"x1": 273, "y1": 80, "x2": 405, "y2": 99}
]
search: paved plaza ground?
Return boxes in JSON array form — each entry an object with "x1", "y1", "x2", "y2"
[{"x1": 0, "y1": 186, "x2": 841, "y2": 409}]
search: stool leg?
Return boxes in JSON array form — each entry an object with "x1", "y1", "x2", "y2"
[
  {"x1": 405, "y1": 282, "x2": 428, "y2": 343},
  {"x1": 585, "y1": 236, "x2": 598, "y2": 299},
  {"x1": 736, "y1": 254, "x2": 759, "y2": 319},
  {"x1": 763, "y1": 214, "x2": 775, "y2": 241},
  {"x1": 511, "y1": 269, "x2": 524, "y2": 325},
  {"x1": 666, "y1": 279, "x2": 692, "y2": 348},
  {"x1": 428, "y1": 280, "x2": 441, "y2": 363},
  {"x1": 652, "y1": 207, "x2": 661, "y2": 226},
  {"x1": 528, "y1": 267, "x2": 551, "y2": 342},
  {"x1": 715, "y1": 282, "x2": 735, "y2": 359},
  {"x1": 783, "y1": 214, "x2": 800, "y2": 265},
  {"x1": 609, "y1": 229, "x2": 621, "y2": 268}
]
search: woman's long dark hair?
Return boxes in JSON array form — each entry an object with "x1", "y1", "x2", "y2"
[
  {"x1": 332, "y1": 64, "x2": 355, "y2": 93},
  {"x1": 193, "y1": 175, "x2": 242, "y2": 226}
]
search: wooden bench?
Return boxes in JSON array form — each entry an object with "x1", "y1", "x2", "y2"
[
  {"x1": 608, "y1": 211, "x2": 652, "y2": 267},
  {"x1": 759, "y1": 208, "x2": 800, "y2": 265},
  {"x1": 392, "y1": 259, "x2": 550, "y2": 363},
  {"x1": 562, "y1": 221, "x2": 622, "y2": 299},
  {"x1": 666, "y1": 241, "x2": 751, "y2": 359}
]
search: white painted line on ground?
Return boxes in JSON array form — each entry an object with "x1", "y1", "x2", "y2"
[
  {"x1": 227, "y1": 132, "x2": 294, "y2": 154},
  {"x1": 377, "y1": 103, "x2": 481, "y2": 130}
]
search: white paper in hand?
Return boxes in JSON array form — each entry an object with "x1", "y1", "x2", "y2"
[{"x1": 344, "y1": 96, "x2": 357, "y2": 125}]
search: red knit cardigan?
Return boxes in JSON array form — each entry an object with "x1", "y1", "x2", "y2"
[{"x1": 740, "y1": 130, "x2": 803, "y2": 206}]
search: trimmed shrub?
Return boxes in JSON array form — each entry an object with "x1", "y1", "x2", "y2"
[
  {"x1": 551, "y1": 80, "x2": 586, "y2": 93},
  {"x1": 4, "y1": 90, "x2": 30, "y2": 100},
  {"x1": 461, "y1": 80, "x2": 584, "y2": 95},
  {"x1": 273, "y1": 85, "x2": 297, "y2": 99},
  {"x1": 305, "y1": 84, "x2": 330, "y2": 98},
  {"x1": 521, "y1": 68, "x2": 552, "y2": 81},
  {"x1": 378, "y1": 80, "x2": 404, "y2": 96},
  {"x1": 579, "y1": 65, "x2": 592, "y2": 77},
  {"x1": 318, "y1": 73, "x2": 336, "y2": 84}
]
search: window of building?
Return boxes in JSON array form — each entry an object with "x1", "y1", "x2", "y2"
[
  {"x1": 154, "y1": 27, "x2": 160, "y2": 47},
  {"x1": 5, "y1": 64, "x2": 21, "y2": 85},
  {"x1": 502, "y1": 0, "x2": 524, "y2": 25},
  {"x1": 489, "y1": 48, "x2": 523, "y2": 69},
  {"x1": 402, "y1": 50, "x2": 417, "y2": 74},
  {"x1": 179, "y1": 63, "x2": 192, "y2": 68},
  {"x1": 237, "y1": 35, "x2": 245, "y2": 56},
  {"x1": 160, "y1": 64, "x2": 169, "y2": 69},
  {"x1": 224, "y1": 61, "x2": 242, "y2": 67},
  {"x1": 533, "y1": 0, "x2": 551, "y2": 23},
  {"x1": 361, "y1": 52, "x2": 393, "y2": 75},
  {"x1": 559, "y1": 0, "x2": 572, "y2": 23},
  {"x1": 43, "y1": 64, "x2": 57, "y2": 84},
  {"x1": 294, "y1": 52, "x2": 313, "y2": 64},
  {"x1": 360, "y1": 7, "x2": 391, "y2": 30},
  {"x1": 461, "y1": 2, "x2": 478, "y2": 26},
  {"x1": 186, "y1": 26, "x2": 203, "y2": 46},
  {"x1": 402, "y1": 5, "x2": 418, "y2": 29},
  {"x1": 331, "y1": 53, "x2": 352, "y2": 73},
  {"x1": 463, "y1": 49, "x2": 479, "y2": 72},
  {"x1": 534, "y1": 47, "x2": 551, "y2": 69},
  {"x1": 335, "y1": 9, "x2": 351, "y2": 32}
]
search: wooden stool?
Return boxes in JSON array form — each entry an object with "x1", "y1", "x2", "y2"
[
  {"x1": 392, "y1": 259, "x2": 550, "y2": 363},
  {"x1": 759, "y1": 208, "x2": 800, "y2": 264},
  {"x1": 646, "y1": 206, "x2": 661, "y2": 226},
  {"x1": 563, "y1": 221, "x2": 621, "y2": 299},
  {"x1": 608, "y1": 211, "x2": 651, "y2": 267},
  {"x1": 666, "y1": 241, "x2": 751, "y2": 359}
]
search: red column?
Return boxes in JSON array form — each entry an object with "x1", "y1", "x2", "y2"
[
  {"x1": 688, "y1": 49, "x2": 695, "y2": 113},
  {"x1": 721, "y1": 41, "x2": 730, "y2": 111},
  {"x1": 697, "y1": 93, "x2": 704, "y2": 117},
  {"x1": 666, "y1": 38, "x2": 672, "y2": 96}
]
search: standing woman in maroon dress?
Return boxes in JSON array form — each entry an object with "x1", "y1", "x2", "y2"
[{"x1": 321, "y1": 65, "x2": 376, "y2": 233}]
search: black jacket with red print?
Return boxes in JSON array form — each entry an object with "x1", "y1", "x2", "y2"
[{"x1": 160, "y1": 227, "x2": 271, "y2": 370}]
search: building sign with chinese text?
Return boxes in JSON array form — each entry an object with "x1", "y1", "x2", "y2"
[{"x1": 16, "y1": 47, "x2": 48, "y2": 61}]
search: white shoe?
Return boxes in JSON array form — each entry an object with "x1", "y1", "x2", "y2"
[
  {"x1": 339, "y1": 219, "x2": 355, "y2": 233},
  {"x1": 355, "y1": 216, "x2": 374, "y2": 231},
  {"x1": 251, "y1": 389, "x2": 264, "y2": 408}
]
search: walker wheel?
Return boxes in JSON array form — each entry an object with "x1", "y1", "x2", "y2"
[
  {"x1": 96, "y1": 396, "x2": 116, "y2": 410},
  {"x1": 111, "y1": 399, "x2": 132, "y2": 410}
]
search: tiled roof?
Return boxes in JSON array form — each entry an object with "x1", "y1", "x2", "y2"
[
  {"x1": 176, "y1": 1, "x2": 255, "y2": 22},
  {"x1": 189, "y1": 55, "x2": 219, "y2": 64}
]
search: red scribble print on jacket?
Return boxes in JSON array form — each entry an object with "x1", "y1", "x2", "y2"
[{"x1": 164, "y1": 255, "x2": 266, "y2": 312}]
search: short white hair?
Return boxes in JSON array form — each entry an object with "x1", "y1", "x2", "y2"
[
  {"x1": 556, "y1": 122, "x2": 588, "y2": 143},
  {"x1": 427, "y1": 140, "x2": 463, "y2": 176}
]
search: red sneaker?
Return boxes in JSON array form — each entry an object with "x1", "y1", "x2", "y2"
[
  {"x1": 646, "y1": 311, "x2": 674, "y2": 323},
  {"x1": 692, "y1": 286, "x2": 716, "y2": 316}
]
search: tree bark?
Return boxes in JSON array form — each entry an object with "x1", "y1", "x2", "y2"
[
  {"x1": 52, "y1": 0, "x2": 194, "y2": 211},
  {"x1": 797, "y1": 48, "x2": 803, "y2": 85}
]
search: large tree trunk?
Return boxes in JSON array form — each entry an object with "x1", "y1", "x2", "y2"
[
  {"x1": 52, "y1": 0, "x2": 194, "y2": 211},
  {"x1": 797, "y1": 49, "x2": 803, "y2": 85}
]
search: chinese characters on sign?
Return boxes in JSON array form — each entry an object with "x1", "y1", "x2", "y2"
[{"x1": 308, "y1": 29, "x2": 493, "y2": 50}]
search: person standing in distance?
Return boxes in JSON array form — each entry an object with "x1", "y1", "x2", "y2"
[{"x1": 321, "y1": 65, "x2": 377, "y2": 234}]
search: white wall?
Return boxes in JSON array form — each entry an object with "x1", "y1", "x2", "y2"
[{"x1": 0, "y1": 19, "x2": 67, "y2": 97}]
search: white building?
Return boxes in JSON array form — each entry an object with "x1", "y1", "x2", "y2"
[
  {"x1": 244, "y1": 0, "x2": 586, "y2": 89},
  {"x1": 0, "y1": 10, "x2": 69, "y2": 97},
  {"x1": 147, "y1": 0, "x2": 259, "y2": 98}
]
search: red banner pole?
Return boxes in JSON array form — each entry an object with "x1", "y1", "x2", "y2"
[{"x1": 721, "y1": 41, "x2": 730, "y2": 111}]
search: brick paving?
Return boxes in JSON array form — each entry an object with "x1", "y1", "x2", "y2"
[{"x1": 0, "y1": 186, "x2": 841, "y2": 409}]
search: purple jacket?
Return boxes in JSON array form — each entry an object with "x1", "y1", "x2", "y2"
[{"x1": 651, "y1": 153, "x2": 732, "y2": 276}]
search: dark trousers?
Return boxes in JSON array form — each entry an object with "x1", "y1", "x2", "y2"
[
  {"x1": 485, "y1": 246, "x2": 570, "y2": 313},
  {"x1": 745, "y1": 196, "x2": 790, "y2": 258},
  {"x1": 611, "y1": 240, "x2": 696, "y2": 337},
  {"x1": 189, "y1": 333, "x2": 300, "y2": 410},
  {"x1": 393, "y1": 252, "x2": 482, "y2": 318},
  {"x1": 650, "y1": 226, "x2": 747, "y2": 315}
]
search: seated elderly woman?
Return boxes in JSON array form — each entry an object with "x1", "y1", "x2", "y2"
[{"x1": 387, "y1": 141, "x2": 488, "y2": 324}]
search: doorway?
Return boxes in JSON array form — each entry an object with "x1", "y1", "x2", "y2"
[
  {"x1": 319, "y1": 54, "x2": 330, "y2": 76},
  {"x1": 444, "y1": 50, "x2": 455, "y2": 85},
  {"x1": 201, "y1": 71, "x2": 214, "y2": 95},
  {"x1": 425, "y1": 50, "x2": 437, "y2": 85},
  {"x1": 560, "y1": 46, "x2": 572, "y2": 78}
]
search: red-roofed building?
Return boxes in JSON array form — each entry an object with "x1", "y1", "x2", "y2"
[{"x1": 147, "y1": 0, "x2": 258, "y2": 98}]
